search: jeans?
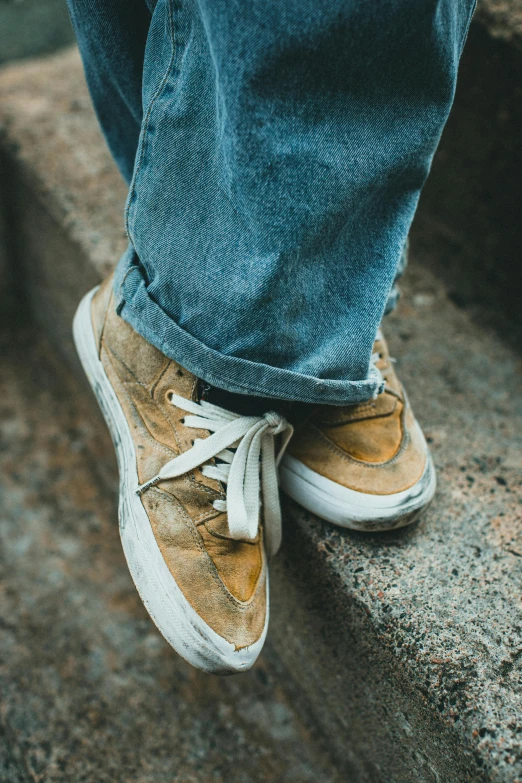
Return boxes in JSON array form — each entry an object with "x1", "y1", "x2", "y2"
[{"x1": 67, "y1": 0, "x2": 476, "y2": 404}]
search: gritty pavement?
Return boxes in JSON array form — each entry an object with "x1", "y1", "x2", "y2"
[
  {"x1": 0, "y1": 300, "x2": 342, "y2": 783},
  {"x1": 1, "y1": 35, "x2": 522, "y2": 782},
  {"x1": 278, "y1": 254, "x2": 522, "y2": 779}
]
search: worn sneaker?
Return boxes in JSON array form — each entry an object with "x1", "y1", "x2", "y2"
[
  {"x1": 73, "y1": 276, "x2": 292, "y2": 674},
  {"x1": 280, "y1": 330, "x2": 436, "y2": 531}
]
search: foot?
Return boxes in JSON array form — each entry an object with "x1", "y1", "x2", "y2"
[
  {"x1": 73, "y1": 276, "x2": 292, "y2": 674},
  {"x1": 280, "y1": 330, "x2": 436, "y2": 531}
]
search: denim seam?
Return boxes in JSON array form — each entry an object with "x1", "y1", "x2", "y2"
[
  {"x1": 124, "y1": 0, "x2": 177, "y2": 243},
  {"x1": 116, "y1": 264, "x2": 141, "y2": 306},
  {"x1": 459, "y1": 0, "x2": 478, "y2": 58}
]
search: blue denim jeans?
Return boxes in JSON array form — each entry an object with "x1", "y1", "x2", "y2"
[{"x1": 68, "y1": 0, "x2": 475, "y2": 404}]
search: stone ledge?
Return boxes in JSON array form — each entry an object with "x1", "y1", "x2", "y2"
[
  {"x1": 1, "y1": 47, "x2": 521, "y2": 783},
  {"x1": 0, "y1": 305, "x2": 342, "y2": 783},
  {"x1": 0, "y1": 48, "x2": 127, "y2": 277},
  {"x1": 477, "y1": 0, "x2": 522, "y2": 49}
]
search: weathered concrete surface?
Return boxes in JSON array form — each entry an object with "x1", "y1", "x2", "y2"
[
  {"x1": 0, "y1": 48, "x2": 127, "y2": 363},
  {"x1": 0, "y1": 299, "x2": 344, "y2": 783},
  {"x1": 417, "y1": 22, "x2": 522, "y2": 355},
  {"x1": 0, "y1": 173, "x2": 10, "y2": 298},
  {"x1": 0, "y1": 0, "x2": 74, "y2": 64},
  {"x1": 0, "y1": 49, "x2": 126, "y2": 274},
  {"x1": 273, "y1": 258, "x2": 522, "y2": 782},
  {"x1": 477, "y1": 0, "x2": 522, "y2": 48},
  {"x1": 1, "y1": 42, "x2": 522, "y2": 782}
]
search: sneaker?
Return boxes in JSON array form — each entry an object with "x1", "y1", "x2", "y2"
[
  {"x1": 73, "y1": 276, "x2": 292, "y2": 674},
  {"x1": 280, "y1": 330, "x2": 436, "y2": 531}
]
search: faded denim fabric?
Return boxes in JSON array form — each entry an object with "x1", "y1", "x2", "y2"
[{"x1": 68, "y1": 0, "x2": 475, "y2": 404}]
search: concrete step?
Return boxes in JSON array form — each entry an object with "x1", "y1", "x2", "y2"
[
  {"x1": 476, "y1": 0, "x2": 522, "y2": 48},
  {"x1": 0, "y1": 22, "x2": 521, "y2": 783},
  {"x1": 0, "y1": 0, "x2": 74, "y2": 66},
  {"x1": 416, "y1": 8, "x2": 522, "y2": 351},
  {"x1": 0, "y1": 297, "x2": 342, "y2": 783}
]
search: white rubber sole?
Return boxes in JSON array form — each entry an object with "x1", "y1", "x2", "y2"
[
  {"x1": 280, "y1": 442, "x2": 436, "y2": 532},
  {"x1": 73, "y1": 287, "x2": 267, "y2": 674}
]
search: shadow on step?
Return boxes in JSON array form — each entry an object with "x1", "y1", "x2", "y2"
[{"x1": 413, "y1": 23, "x2": 522, "y2": 356}]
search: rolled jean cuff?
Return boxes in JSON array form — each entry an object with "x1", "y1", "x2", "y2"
[{"x1": 114, "y1": 253, "x2": 384, "y2": 406}]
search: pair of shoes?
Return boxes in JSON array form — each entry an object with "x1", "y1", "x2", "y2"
[{"x1": 73, "y1": 277, "x2": 435, "y2": 674}]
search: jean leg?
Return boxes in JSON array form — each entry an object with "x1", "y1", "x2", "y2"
[
  {"x1": 66, "y1": 0, "x2": 151, "y2": 183},
  {"x1": 111, "y1": 0, "x2": 474, "y2": 403}
]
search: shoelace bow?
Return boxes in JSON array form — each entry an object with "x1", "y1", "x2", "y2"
[{"x1": 136, "y1": 394, "x2": 293, "y2": 556}]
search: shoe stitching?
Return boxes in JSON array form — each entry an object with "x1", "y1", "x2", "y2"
[
  {"x1": 149, "y1": 357, "x2": 173, "y2": 397},
  {"x1": 96, "y1": 301, "x2": 266, "y2": 623},
  {"x1": 202, "y1": 521, "x2": 264, "y2": 589},
  {"x1": 131, "y1": 388, "x2": 221, "y2": 502},
  {"x1": 102, "y1": 348, "x2": 175, "y2": 461},
  {"x1": 149, "y1": 486, "x2": 265, "y2": 612},
  {"x1": 103, "y1": 340, "x2": 162, "y2": 393},
  {"x1": 104, "y1": 352, "x2": 223, "y2": 511},
  {"x1": 308, "y1": 402, "x2": 412, "y2": 471},
  {"x1": 103, "y1": 343, "x2": 221, "y2": 500},
  {"x1": 152, "y1": 389, "x2": 221, "y2": 500},
  {"x1": 97, "y1": 286, "x2": 113, "y2": 355},
  {"x1": 316, "y1": 397, "x2": 398, "y2": 427},
  {"x1": 193, "y1": 508, "x2": 221, "y2": 525},
  {"x1": 149, "y1": 371, "x2": 225, "y2": 500}
]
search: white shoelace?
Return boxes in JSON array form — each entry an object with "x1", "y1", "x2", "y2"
[
  {"x1": 371, "y1": 328, "x2": 386, "y2": 392},
  {"x1": 136, "y1": 394, "x2": 293, "y2": 556}
]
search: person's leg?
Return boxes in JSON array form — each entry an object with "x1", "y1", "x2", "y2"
[
  {"x1": 67, "y1": 0, "x2": 151, "y2": 183},
  {"x1": 69, "y1": 0, "x2": 476, "y2": 674},
  {"x1": 69, "y1": 0, "x2": 282, "y2": 675},
  {"x1": 113, "y1": 0, "x2": 476, "y2": 405}
]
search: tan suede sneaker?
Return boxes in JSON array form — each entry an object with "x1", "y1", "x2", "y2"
[
  {"x1": 73, "y1": 277, "x2": 292, "y2": 674},
  {"x1": 280, "y1": 330, "x2": 436, "y2": 531}
]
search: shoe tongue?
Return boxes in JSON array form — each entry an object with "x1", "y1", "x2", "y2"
[{"x1": 198, "y1": 381, "x2": 292, "y2": 418}]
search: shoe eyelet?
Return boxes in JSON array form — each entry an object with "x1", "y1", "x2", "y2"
[{"x1": 165, "y1": 390, "x2": 174, "y2": 403}]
